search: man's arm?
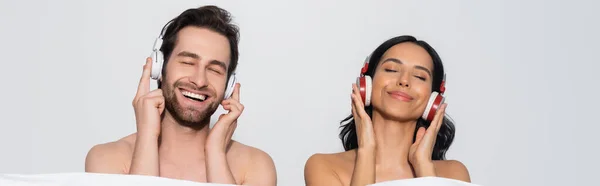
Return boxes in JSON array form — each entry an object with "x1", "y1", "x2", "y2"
[
  {"x1": 206, "y1": 150, "x2": 237, "y2": 184},
  {"x1": 205, "y1": 83, "x2": 244, "y2": 184},
  {"x1": 127, "y1": 57, "x2": 163, "y2": 176},
  {"x1": 304, "y1": 154, "x2": 343, "y2": 186},
  {"x1": 128, "y1": 134, "x2": 160, "y2": 176},
  {"x1": 85, "y1": 142, "x2": 131, "y2": 174},
  {"x1": 241, "y1": 149, "x2": 277, "y2": 186}
]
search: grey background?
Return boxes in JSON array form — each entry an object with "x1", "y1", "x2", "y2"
[{"x1": 0, "y1": 0, "x2": 598, "y2": 185}]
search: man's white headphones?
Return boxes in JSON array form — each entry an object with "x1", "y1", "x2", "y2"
[
  {"x1": 149, "y1": 21, "x2": 238, "y2": 100},
  {"x1": 356, "y1": 55, "x2": 446, "y2": 122}
]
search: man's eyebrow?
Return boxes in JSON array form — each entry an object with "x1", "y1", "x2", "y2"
[
  {"x1": 175, "y1": 51, "x2": 228, "y2": 71},
  {"x1": 176, "y1": 51, "x2": 200, "y2": 59},
  {"x1": 382, "y1": 57, "x2": 432, "y2": 77},
  {"x1": 209, "y1": 60, "x2": 227, "y2": 71}
]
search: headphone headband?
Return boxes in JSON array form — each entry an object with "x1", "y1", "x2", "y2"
[
  {"x1": 152, "y1": 37, "x2": 163, "y2": 51},
  {"x1": 360, "y1": 55, "x2": 371, "y2": 76},
  {"x1": 439, "y1": 74, "x2": 446, "y2": 94},
  {"x1": 152, "y1": 20, "x2": 174, "y2": 52},
  {"x1": 159, "y1": 20, "x2": 174, "y2": 38}
]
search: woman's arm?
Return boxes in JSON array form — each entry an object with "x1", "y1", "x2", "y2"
[
  {"x1": 349, "y1": 148, "x2": 376, "y2": 186},
  {"x1": 348, "y1": 83, "x2": 377, "y2": 186}
]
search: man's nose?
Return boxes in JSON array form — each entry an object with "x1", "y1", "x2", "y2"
[{"x1": 190, "y1": 69, "x2": 209, "y2": 88}]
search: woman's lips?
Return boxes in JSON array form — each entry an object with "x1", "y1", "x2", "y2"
[{"x1": 388, "y1": 91, "x2": 414, "y2": 102}]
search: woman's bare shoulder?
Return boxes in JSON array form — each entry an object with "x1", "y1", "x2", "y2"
[
  {"x1": 433, "y1": 159, "x2": 471, "y2": 183},
  {"x1": 304, "y1": 150, "x2": 356, "y2": 184},
  {"x1": 306, "y1": 150, "x2": 355, "y2": 167}
]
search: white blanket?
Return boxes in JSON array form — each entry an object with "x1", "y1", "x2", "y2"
[
  {"x1": 369, "y1": 177, "x2": 481, "y2": 186},
  {"x1": 0, "y1": 173, "x2": 481, "y2": 186},
  {"x1": 0, "y1": 172, "x2": 238, "y2": 186}
]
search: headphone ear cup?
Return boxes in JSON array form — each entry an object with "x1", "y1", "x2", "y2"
[
  {"x1": 422, "y1": 91, "x2": 445, "y2": 121},
  {"x1": 356, "y1": 76, "x2": 372, "y2": 106},
  {"x1": 150, "y1": 50, "x2": 164, "y2": 80},
  {"x1": 223, "y1": 74, "x2": 237, "y2": 100}
]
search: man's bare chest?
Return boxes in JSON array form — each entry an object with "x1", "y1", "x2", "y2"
[{"x1": 159, "y1": 161, "x2": 208, "y2": 183}]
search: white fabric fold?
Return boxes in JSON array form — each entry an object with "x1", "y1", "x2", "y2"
[
  {"x1": 0, "y1": 172, "x2": 239, "y2": 186},
  {"x1": 368, "y1": 177, "x2": 482, "y2": 186}
]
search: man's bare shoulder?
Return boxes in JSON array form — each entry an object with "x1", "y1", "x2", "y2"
[
  {"x1": 433, "y1": 159, "x2": 471, "y2": 183},
  {"x1": 227, "y1": 140, "x2": 274, "y2": 165},
  {"x1": 84, "y1": 133, "x2": 137, "y2": 173},
  {"x1": 89, "y1": 133, "x2": 136, "y2": 154},
  {"x1": 227, "y1": 140, "x2": 277, "y2": 186}
]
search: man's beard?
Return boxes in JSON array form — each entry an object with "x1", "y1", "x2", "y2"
[{"x1": 162, "y1": 79, "x2": 221, "y2": 130}]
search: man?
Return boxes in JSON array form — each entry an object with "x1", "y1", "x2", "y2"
[{"x1": 84, "y1": 5, "x2": 277, "y2": 186}]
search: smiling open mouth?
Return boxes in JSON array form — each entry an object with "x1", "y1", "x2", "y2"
[{"x1": 182, "y1": 91, "x2": 207, "y2": 102}]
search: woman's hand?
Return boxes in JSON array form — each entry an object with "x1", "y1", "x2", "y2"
[
  {"x1": 349, "y1": 83, "x2": 377, "y2": 186},
  {"x1": 351, "y1": 83, "x2": 376, "y2": 150},
  {"x1": 409, "y1": 103, "x2": 448, "y2": 177}
]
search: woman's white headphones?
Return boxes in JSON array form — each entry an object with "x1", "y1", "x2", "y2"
[
  {"x1": 356, "y1": 55, "x2": 446, "y2": 122},
  {"x1": 149, "y1": 21, "x2": 238, "y2": 100}
]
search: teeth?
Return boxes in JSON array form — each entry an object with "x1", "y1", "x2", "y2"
[{"x1": 182, "y1": 91, "x2": 206, "y2": 101}]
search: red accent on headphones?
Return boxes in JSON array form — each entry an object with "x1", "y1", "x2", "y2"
[
  {"x1": 358, "y1": 77, "x2": 366, "y2": 102},
  {"x1": 439, "y1": 74, "x2": 446, "y2": 94},
  {"x1": 426, "y1": 94, "x2": 444, "y2": 121},
  {"x1": 360, "y1": 61, "x2": 369, "y2": 74},
  {"x1": 357, "y1": 56, "x2": 371, "y2": 106}
]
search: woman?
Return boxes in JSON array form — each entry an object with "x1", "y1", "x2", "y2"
[{"x1": 304, "y1": 35, "x2": 470, "y2": 186}]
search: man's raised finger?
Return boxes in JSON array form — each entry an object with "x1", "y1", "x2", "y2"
[
  {"x1": 136, "y1": 57, "x2": 153, "y2": 97},
  {"x1": 231, "y1": 83, "x2": 241, "y2": 101}
]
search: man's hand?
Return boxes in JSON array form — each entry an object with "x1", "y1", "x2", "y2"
[
  {"x1": 205, "y1": 83, "x2": 243, "y2": 184},
  {"x1": 206, "y1": 83, "x2": 243, "y2": 153},
  {"x1": 132, "y1": 57, "x2": 164, "y2": 139},
  {"x1": 129, "y1": 57, "x2": 163, "y2": 176}
]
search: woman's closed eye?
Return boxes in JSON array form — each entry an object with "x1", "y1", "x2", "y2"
[
  {"x1": 384, "y1": 68, "x2": 398, "y2": 72},
  {"x1": 414, "y1": 76, "x2": 426, "y2": 81}
]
